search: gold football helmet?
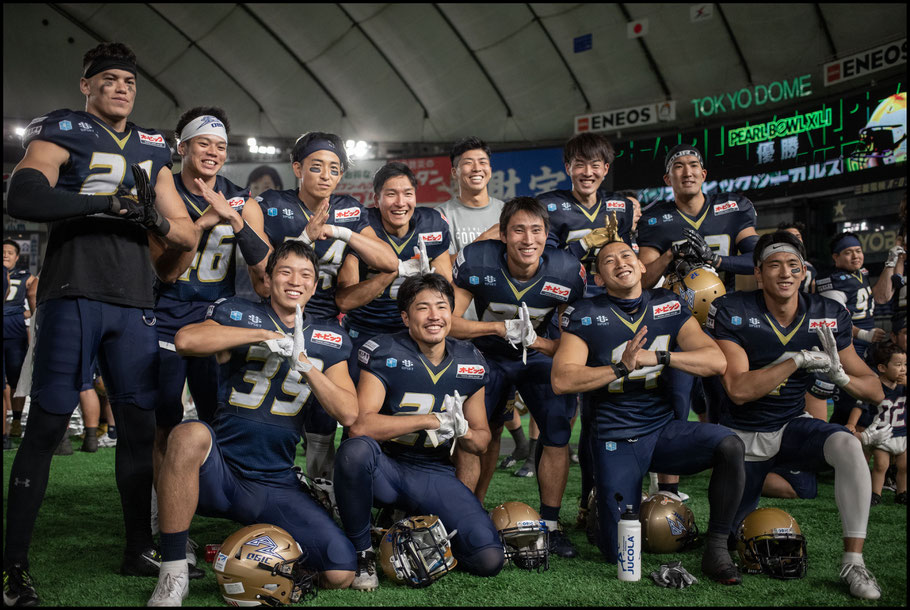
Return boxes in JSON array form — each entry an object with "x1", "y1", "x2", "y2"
[
  {"x1": 668, "y1": 266, "x2": 725, "y2": 326},
  {"x1": 639, "y1": 493, "x2": 700, "y2": 553},
  {"x1": 736, "y1": 507, "x2": 807, "y2": 579},
  {"x1": 379, "y1": 515, "x2": 457, "y2": 587},
  {"x1": 490, "y1": 502, "x2": 549, "y2": 571},
  {"x1": 213, "y1": 523, "x2": 317, "y2": 606}
]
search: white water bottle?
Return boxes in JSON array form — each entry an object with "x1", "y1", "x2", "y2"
[{"x1": 617, "y1": 504, "x2": 641, "y2": 581}]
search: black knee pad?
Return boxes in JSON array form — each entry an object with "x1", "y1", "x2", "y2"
[
  {"x1": 714, "y1": 434, "x2": 745, "y2": 464},
  {"x1": 460, "y1": 546, "x2": 504, "y2": 577}
]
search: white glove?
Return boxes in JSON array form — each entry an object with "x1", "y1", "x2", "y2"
[
  {"x1": 443, "y1": 390, "x2": 469, "y2": 438},
  {"x1": 792, "y1": 347, "x2": 832, "y2": 372},
  {"x1": 262, "y1": 333, "x2": 294, "y2": 358},
  {"x1": 504, "y1": 303, "x2": 537, "y2": 364},
  {"x1": 817, "y1": 325, "x2": 849, "y2": 387},
  {"x1": 398, "y1": 257, "x2": 422, "y2": 278},
  {"x1": 885, "y1": 246, "x2": 905, "y2": 268},
  {"x1": 860, "y1": 419, "x2": 894, "y2": 445},
  {"x1": 428, "y1": 410, "x2": 456, "y2": 448},
  {"x1": 292, "y1": 304, "x2": 312, "y2": 373},
  {"x1": 416, "y1": 238, "x2": 435, "y2": 274}
]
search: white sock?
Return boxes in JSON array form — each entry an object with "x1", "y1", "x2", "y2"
[
  {"x1": 842, "y1": 551, "x2": 864, "y2": 567},
  {"x1": 544, "y1": 519, "x2": 559, "y2": 532},
  {"x1": 160, "y1": 559, "x2": 188, "y2": 574}
]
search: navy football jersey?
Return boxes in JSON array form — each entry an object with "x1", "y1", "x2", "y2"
[
  {"x1": 816, "y1": 268, "x2": 875, "y2": 330},
  {"x1": 891, "y1": 273, "x2": 907, "y2": 314},
  {"x1": 561, "y1": 289, "x2": 690, "y2": 440},
  {"x1": 258, "y1": 190, "x2": 369, "y2": 320},
  {"x1": 345, "y1": 206, "x2": 451, "y2": 336},
  {"x1": 638, "y1": 192, "x2": 756, "y2": 287},
  {"x1": 207, "y1": 297, "x2": 352, "y2": 482},
  {"x1": 539, "y1": 189, "x2": 634, "y2": 272},
  {"x1": 871, "y1": 383, "x2": 906, "y2": 438},
  {"x1": 708, "y1": 290, "x2": 853, "y2": 431},
  {"x1": 157, "y1": 174, "x2": 251, "y2": 302},
  {"x1": 357, "y1": 331, "x2": 488, "y2": 467},
  {"x1": 801, "y1": 261, "x2": 817, "y2": 293},
  {"x1": 22, "y1": 109, "x2": 173, "y2": 307},
  {"x1": 3, "y1": 268, "x2": 31, "y2": 316},
  {"x1": 453, "y1": 240, "x2": 587, "y2": 360}
]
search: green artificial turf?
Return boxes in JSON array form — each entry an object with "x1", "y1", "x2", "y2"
[{"x1": 2, "y1": 415, "x2": 907, "y2": 607}]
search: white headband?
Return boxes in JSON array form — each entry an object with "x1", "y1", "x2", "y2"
[
  {"x1": 760, "y1": 243, "x2": 805, "y2": 265},
  {"x1": 179, "y1": 115, "x2": 227, "y2": 145}
]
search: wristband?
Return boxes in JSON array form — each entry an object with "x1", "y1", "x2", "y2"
[
  {"x1": 151, "y1": 215, "x2": 171, "y2": 237},
  {"x1": 656, "y1": 351, "x2": 671, "y2": 366},
  {"x1": 611, "y1": 362, "x2": 630, "y2": 379},
  {"x1": 855, "y1": 328, "x2": 877, "y2": 343},
  {"x1": 298, "y1": 228, "x2": 314, "y2": 246},
  {"x1": 235, "y1": 221, "x2": 270, "y2": 265},
  {"x1": 332, "y1": 225, "x2": 353, "y2": 242}
]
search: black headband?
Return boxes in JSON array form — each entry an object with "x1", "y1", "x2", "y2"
[{"x1": 83, "y1": 56, "x2": 137, "y2": 79}]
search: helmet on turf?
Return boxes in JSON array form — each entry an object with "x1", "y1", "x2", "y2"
[
  {"x1": 379, "y1": 515, "x2": 457, "y2": 587},
  {"x1": 736, "y1": 507, "x2": 807, "y2": 579},
  {"x1": 639, "y1": 493, "x2": 700, "y2": 553},
  {"x1": 213, "y1": 523, "x2": 317, "y2": 606},
  {"x1": 490, "y1": 501, "x2": 549, "y2": 571},
  {"x1": 668, "y1": 265, "x2": 725, "y2": 326}
]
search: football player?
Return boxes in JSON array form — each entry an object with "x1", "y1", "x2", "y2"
[
  {"x1": 708, "y1": 230, "x2": 886, "y2": 600},
  {"x1": 147, "y1": 241, "x2": 360, "y2": 606},
  {"x1": 334, "y1": 273, "x2": 504, "y2": 590},
  {"x1": 336, "y1": 162, "x2": 452, "y2": 383},
  {"x1": 257, "y1": 132, "x2": 397, "y2": 480},
  {"x1": 552, "y1": 240, "x2": 745, "y2": 584},
  {"x1": 450, "y1": 197, "x2": 587, "y2": 558},
  {"x1": 2, "y1": 240, "x2": 37, "y2": 441},
  {"x1": 2, "y1": 263, "x2": 10, "y2": 451},
  {"x1": 4, "y1": 42, "x2": 196, "y2": 606}
]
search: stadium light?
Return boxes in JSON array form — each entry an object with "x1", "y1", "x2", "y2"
[
  {"x1": 345, "y1": 139, "x2": 371, "y2": 160},
  {"x1": 14, "y1": 126, "x2": 26, "y2": 137}
]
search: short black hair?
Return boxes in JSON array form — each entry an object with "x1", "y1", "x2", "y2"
[
  {"x1": 616, "y1": 189, "x2": 640, "y2": 201},
  {"x1": 175, "y1": 106, "x2": 230, "y2": 144},
  {"x1": 3, "y1": 239, "x2": 20, "y2": 255},
  {"x1": 82, "y1": 42, "x2": 136, "y2": 74},
  {"x1": 499, "y1": 197, "x2": 550, "y2": 234},
  {"x1": 777, "y1": 221, "x2": 807, "y2": 235},
  {"x1": 830, "y1": 231, "x2": 861, "y2": 254},
  {"x1": 563, "y1": 133, "x2": 615, "y2": 166},
  {"x1": 753, "y1": 230, "x2": 807, "y2": 267},
  {"x1": 246, "y1": 165, "x2": 284, "y2": 191},
  {"x1": 870, "y1": 340, "x2": 904, "y2": 369},
  {"x1": 265, "y1": 240, "x2": 320, "y2": 278},
  {"x1": 373, "y1": 162, "x2": 417, "y2": 197},
  {"x1": 449, "y1": 136, "x2": 492, "y2": 165},
  {"x1": 397, "y1": 273, "x2": 455, "y2": 313},
  {"x1": 291, "y1": 132, "x2": 349, "y2": 171}
]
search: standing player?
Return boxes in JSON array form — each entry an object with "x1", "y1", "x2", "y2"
[
  {"x1": 334, "y1": 273, "x2": 504, "y2": 590},
  {"x1": 450, "y1": 197, "x2": 587, "y2": 558},
  {"x1": 336, "y1": 162, "x2": 452, "y2": 384},
  {"x1": 708, "y1": 230, "x2": 886, "y2": 599},
  {"x1": 257, "y1": 132, "x2": 397, "y2": 479},
  {"x1": 552, "y1": 239, "x2": 745, "y2": 583},
  {"x1": 147, "y1": 241, "x2": 359, "y2": 605},
  {"x1": 3, "y1": 42, "x2": 196, "y2": 606},
  {"x1": 2, "y1": 240, "x2": 37, "y2": 441}
]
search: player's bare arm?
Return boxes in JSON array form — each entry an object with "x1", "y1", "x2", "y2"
[{"x1": 349, "y1": 370, "x2": 443, "y2": 441}]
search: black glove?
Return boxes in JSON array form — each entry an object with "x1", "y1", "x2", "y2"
[
  {"x1": 108, "y1": 164, "x2": 170, "y2": 236},
  {"x1": 683, "y1": 228, "x2": 720, "y2": 267}
]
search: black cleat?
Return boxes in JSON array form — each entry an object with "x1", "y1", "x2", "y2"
[
  {"x1": 121, "y1": 547, "x2": 163, "y2": 577},
  {"x1": 896, "y1": 491, "x2": 907, "y2": 505},
  {"x1": 701, "y1": 551, "x2": 742, "y2": 585},
  {"x1": 548, "y1": 529, "x2": 578, "y2": 559},
  {"x1": 3, "y1": 563, "x2": 39, "y2": 607}
]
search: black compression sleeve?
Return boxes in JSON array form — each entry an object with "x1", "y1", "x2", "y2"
[
  {"x1": 234, "y1": 220, "x2": 270, "y2": 265},
  {"x1": 7, "y1": 167, "x2": 111, "y2": 221}
]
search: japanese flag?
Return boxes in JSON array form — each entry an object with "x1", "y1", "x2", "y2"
[{"x1": 627, "y1": 18, "x2": 649, "y2": 38}]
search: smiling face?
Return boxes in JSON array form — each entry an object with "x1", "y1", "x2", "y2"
[
  {"x1": 501, "y1": 209, "x2": 547, "y2": 270},
  {"x1": 757, "y1": 251, "x2": 806, "y2": 300},
  {"x1": 265, "y1": 252, "x2": 318, "y2": 313},
  {"x1": 377, "y1": 174, "x2": 417, "y2": 234},
  {"x1": 565, "y1": 156, "x2": 607, "y2": 201},
  {"x1": 663, "y1": 154, "x2": 707, "y2": 199},
  {"x1": 595, "y1": 240, "x2": 645, "y2": 297},
  {"x1": 401, "y1": 288, "x2": 452, "y2": 347},
  {"x1": 178, "y1": 135, "x2": 227, "y2": 179},
  {"x1": 81, "y1": 68, "x2": 136, "y2": 124},
  {"x1": 3, "y1": 244, "x2": 19, "y2": 270},
  {"x1": 453, "y1": 148, "x2": 492, "y2": 197},
  {"x1": 832, "y1": 245, "x2": 864, "y2": 272},
  {"x1": 294, "y1": 149, "x2": 343, "y2": 202}
]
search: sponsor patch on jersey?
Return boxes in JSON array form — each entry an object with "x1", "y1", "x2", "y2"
[
  {"x1": 267, "y1": 207, "x2": 278, "y2": 217},
  {"x1": 456, "y1": 364, "x2": 485, "y2": 379},
  {"x1": 652, "y1": 300, "x2": 682, "y2": 319},
  {"x1": 749, "y1": 317, "x2": 761, "y2": 328},
  {"x1": 731, "y1": 315, "x2": 742, "y2": 325},
  {"x1": 227, "y1": 196, "x2": 245, "y2": 209},
  {"x1": 816, "y1": 277, "x2": 833, "y2": 291},
  {"x1": 334, "y1": 207, "x2": 362, "y2": 222},
  {"x1": 484, "y1": 275, "x2": 496, "y2": 286},
  {"x1": 648, "y1": 217, "x2": 657, "y2": 225},
  {"x1": 78, "y1": 121, "x2": 93, "y2": 132},
  {"x1": 541, "y1": 281, "x2": 571, "y2": 301},
  {"x1": 814, "y1": 379, "x2": 835, "y2": 391},
  {"x1": 561, "y1": 202, "x2": 572, "y2": 211},
  {"x1": 808, "y1": 318, "x2": 838, "y2": 332},
  {"x1": 363, "y1": 339, "x2": 380, "y2": 352},
  {"x1": 247, "y1": 314, "x2": 261, "y2": 326},
  {"x1": 419, "y1": 231, "x2": 443, "y2": 244},
  {"x1": 59, "y1": 120, "x2": 72, "y2": 131},
  {"x1": 662, "y1": 214, "x2": 674, "y2": 222},
  {"x1": 713, "y1": 200, "x2": 739, "y2": 215},
  {"x1": 605, "y1": 199, "x2": 626, "y2": 210},
  {"x1": 386, "y1": 358, "x2": 397, "y2": 368},
  {"x1": 311, "y1": 330, "x2": 343, "y2": 348},
  {"x1": 581, "y1": 316, "x2": 592, "y2": 326},
  {"x1": 469, "y1": 276, "x2": 480, "y2": 285},
  {"x1": 705, "y1": 316, "x2": 715, "y2": 329},
  {"x1": 138, "y1": 131, "x2": 166, "y2": 147},
  {"x1": 230, "y1": 311, "x2": 243, "y2": 321},
  {"x1": 547, "y1": 203, "x2": 557, "y2": 212},
  {"x1": 348, "y1": 329, "x2": 359, "y2": 338},
  {"x1": 358, "y1": 349, "x2": 370, "y2": 365},
  {"x1": 282, "y1": 208, "x2": 293, "y2": 219},
  {"x1": 25, "y1": 125, "x2": 42, "y2": 138},
  {"x1": 604, "y1": 441, "x2": 617, "y2": 452}
]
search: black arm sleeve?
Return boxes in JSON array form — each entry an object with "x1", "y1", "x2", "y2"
[
  {"x1": 234, "y1": 220, "x2": 270, "y2": 266},
  {"x1": 7, "y1": 168, "x2": 111, "y2": 222}
]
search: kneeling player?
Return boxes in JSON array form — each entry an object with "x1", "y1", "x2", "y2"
[
  {"x1": 552, "y1": 239, "x2": 745, "y2": 584},
  {"x1": 146, "y1": 241, "x2": 359, "y2": 606},
  {"x1": 334, "y1": 274, "x2": 504, "y2": 591},
  {"x1": 708, "y1": 230, "x2": 885, "y2": 600}
]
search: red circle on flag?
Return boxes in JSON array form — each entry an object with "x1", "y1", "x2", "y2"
[{"x1": 634, "y1": 23, "x2": 642, "y2": 34}]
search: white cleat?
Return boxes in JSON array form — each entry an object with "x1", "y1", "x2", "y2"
[
  {"x1": 147, "y1": 569, "x2": 189, "y2": 607},
  {"x1": 840, "y1": 563, "x2": 882, "y2": 600},
  {"x1": 352, "y1": 550, "x2": 379, "y2": 591}
]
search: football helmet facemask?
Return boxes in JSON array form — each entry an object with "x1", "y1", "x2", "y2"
[
  {"x1": 213, "y1": 523, "x2": 317, "y2": 606},
  {"x1": 736, "y1": 507, "x2": 807, "y2": 579},
  {"x1": 490, "y1": 501, "x2": 549, "y2": 571},
  {"x1": 379, "y1": 515, "x2": 457, "y2": 587},
  {"x1": 667, "y1": 265, "x2": 725, "y2": 326},
  {"x1": 639, "y1": 493, "x2": 700, "y2": 553}
]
